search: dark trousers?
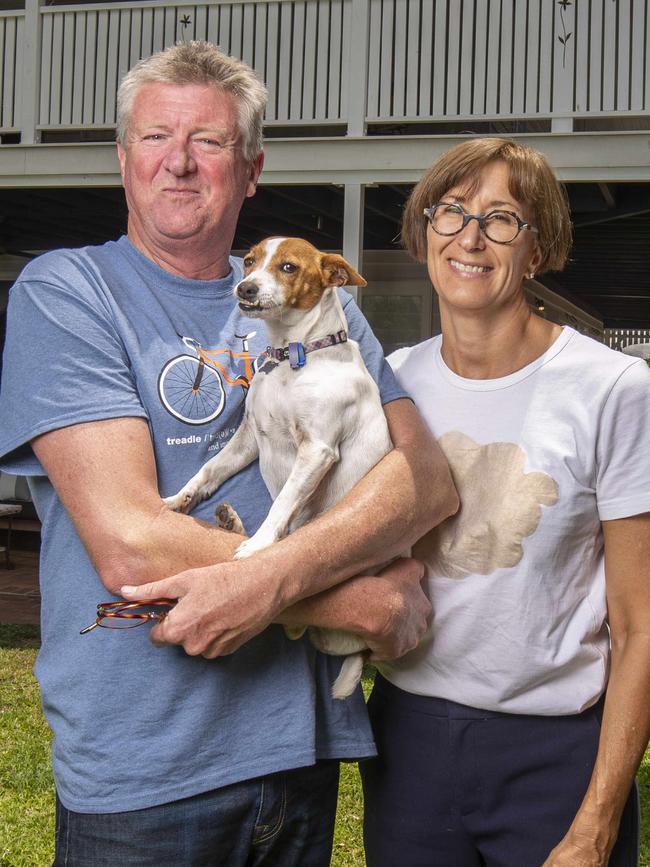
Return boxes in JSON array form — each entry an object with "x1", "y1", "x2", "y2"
[
  {"x1": 361, "y1": 675, "x2": 639, "y2": 867},
  {"x1": 54, "y1": 760, "x2": 339, "y2": 867}
]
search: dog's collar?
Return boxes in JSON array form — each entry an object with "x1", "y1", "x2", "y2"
[{"x1": 264, "y1": 330, "x2": 348, "y2": 370}]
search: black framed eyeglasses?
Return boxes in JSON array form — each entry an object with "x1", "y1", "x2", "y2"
[
  {"x1": 80, "y1": 599, "x2": 176, "y2": 634},
  {"x1": 424, "y1": 201, "x2": 538, "y2": 244}
]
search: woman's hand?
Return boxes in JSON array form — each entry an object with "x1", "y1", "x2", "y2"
[{"x1": 541, "y1": 818, "x2": 616, "y2": 867}]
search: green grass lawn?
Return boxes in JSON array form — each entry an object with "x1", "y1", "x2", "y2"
[{"x1": 1, "y1": 625, "x2": 648, "y2": 866}]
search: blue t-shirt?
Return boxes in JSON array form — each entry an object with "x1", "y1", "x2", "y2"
[{"x1": 0, "y1": 236, "x2": 406, "y2": 813}]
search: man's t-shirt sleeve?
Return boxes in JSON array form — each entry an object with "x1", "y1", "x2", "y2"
[
  {"x1": 0, "y1": 257, "x2": 147, "y2": 475},
  {"x1": 340, "y1": 291, "x2": 407, "y2": 405}
]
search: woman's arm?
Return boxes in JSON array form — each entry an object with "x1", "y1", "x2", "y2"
[{"x1": 542, "y1": 512, "x2": 650, "y2": 866}]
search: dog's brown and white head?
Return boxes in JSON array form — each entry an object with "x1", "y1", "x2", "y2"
[{"x1": 235, "y1": 237, "x2": 366, "y2": 318}]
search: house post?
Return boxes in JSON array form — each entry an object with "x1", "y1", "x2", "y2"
[
  {"x1": 20, "y1": 0, "x2": 43, "y2": 144},
  {"x1": 343, "y1": 183, "x2": 365, "y2": 302},
  {"x1": 346, "y1": 0, "x2": 370, "y2": 137},
  {"x1": 551, "y1": 0, "x2": 574, "y2": 134}
]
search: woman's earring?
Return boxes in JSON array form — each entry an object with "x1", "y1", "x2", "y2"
[{"x1": 528, "y1": 271, "x2": 535, "y2": 280}]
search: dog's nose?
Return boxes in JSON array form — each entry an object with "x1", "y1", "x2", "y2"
[{"x1": 237, "y1": 281, "x2": 259, "y2": 301}]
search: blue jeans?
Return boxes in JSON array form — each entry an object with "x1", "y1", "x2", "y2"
[
  {"x1": 362, "y1": 675, "x2": 639, "y2": 867},
  {"x1": 54, "y1": 760, "x2": 339, "y2": 866}
]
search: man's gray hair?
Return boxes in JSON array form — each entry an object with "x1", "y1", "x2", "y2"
[{"x1": 116, "y1": 41, "x2": 267, "y2": 161}]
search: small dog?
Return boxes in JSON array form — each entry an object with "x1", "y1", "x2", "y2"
[{"x1": 165, "y1": 237, "x2": 393, "y2": 697}]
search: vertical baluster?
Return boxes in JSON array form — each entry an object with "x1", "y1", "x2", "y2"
[
  {"x1": 290, "y1": 1, "x2": 305, "y2": 120},
  {"x1": 104, "y1": 9, "x2": 119, "y2": 126},
  {"x1": 511, "y1": 0, "x2": 527, "y2": 116},
  {"x1": 431, "y1": 0, "x2": 447, "y2": 117},
  {"x1": 500, "y1": 0, "x2": 514, "y2": 116},
  {"x1": 82, "y1": 11, "x2": 96, "y2": 126},
  {"x1": 314, "y1": 0, "x2": 330, "y2": 121},
  {"x1": 459, "y1": 0, "x2": 475, "y2": 118},
  {"x1": 616, "y1": 0, "x2": 632, "y2": 111},
  {"x1": 418, "y1": 0, "x2": 433, "y2": 117},
  {"x1": 50, "y1": 12, "x2": 63, "y2": 127},
  {"x1": 366, "y1": 0, "x2": 380, "y2": 121},
  {"x1": 264, "y1": 2, "x2": 279, "y2": 121},
  {"x1": 329, "y1": 0, "x2": 344, "y2": 122},
  {"x1": 60, "y1": 11, "x2": 74, "y2": 126},
  {"x1": 629, "y1": 0, "x2": 645, "y2": 110},
  {"x1": 1, "y1": 19, "x2": 13, "y2": 130},
  {"x1": 379, "y1": 0, "x2": 394, "y2": 119},
  {"x1": 392, "y1": 0, "x2": 407, "y2": 118},
  {"x1": 602, "y1": 0, "x2": 617, "y2": 110},
  {"x1": 574, "y1": 0, "x2": 589, "y2": 113},
  {"x1": 484, "y1": 0, "x2": 500, "y2": 116},
  {"x1": 72, "y1": 12, "x2": 86, "y2": 126}
]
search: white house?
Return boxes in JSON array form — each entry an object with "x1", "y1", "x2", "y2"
[{"x1": 1, "y1": 0, "x2": 649, "y2": 353}]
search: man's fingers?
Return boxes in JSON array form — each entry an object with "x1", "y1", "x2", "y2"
[
  {"x1": 120, "y1": 576, "x2": 183, "y2": 601},
  {"x1": 378, "y1": 556, "x2": 426, "y2": 583},
  {"x1": 148, "y1": 621, "x2": 168, "y2": 647}
]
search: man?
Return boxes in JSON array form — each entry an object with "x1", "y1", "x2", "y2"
[{"x1": 0, "y1": 42, "x2": 457, "y2": 865}]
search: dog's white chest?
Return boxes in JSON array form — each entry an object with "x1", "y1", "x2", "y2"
[{"x1": 247, "y1": 349, "x2": 391, "y2": 519}]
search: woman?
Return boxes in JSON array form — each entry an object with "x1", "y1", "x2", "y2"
[{"x1": 361, "y1": 139, "x2": 650, "y2": 867}]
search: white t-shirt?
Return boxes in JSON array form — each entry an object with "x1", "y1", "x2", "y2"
[{"x1": 381, "y1": 327, "x2": 650, "y2": 715}]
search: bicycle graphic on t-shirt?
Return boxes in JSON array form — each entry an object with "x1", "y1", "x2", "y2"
[{"x1": 158, "y1": 332, "x2": 259, "y2": 425}]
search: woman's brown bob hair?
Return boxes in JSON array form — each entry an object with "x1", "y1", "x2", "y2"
[{"x1": 402, "y1": 138, "x2": 572, "y2": 275}]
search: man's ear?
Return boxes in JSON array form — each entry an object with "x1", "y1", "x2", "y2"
[
  {"x1": 245, "y1": 152, "x2": 265, "y2": 199},
  {"x1": 116, "y1": 143, "x2": 127, "y2": 186},
  {"x1": 321, "y1": 254, "x2": 367, "y2": 288}
]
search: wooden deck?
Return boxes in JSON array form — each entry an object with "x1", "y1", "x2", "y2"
[{"x1": 0, "y1": 548, "x2": 40, "y2": 625}]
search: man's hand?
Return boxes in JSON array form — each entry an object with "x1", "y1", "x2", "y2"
[
  {"x1": 122, "y1": 555, "x2": 431, "y2": 661},
  {"x1": 276, "y1": 557, "x2": 432, "y2": 659},
  {"x1": 121, "y1": 556, "x2": 284, "y2": 658},
  {"x1": 351, "y1": 558, "x2": 432, "y2": 661}
]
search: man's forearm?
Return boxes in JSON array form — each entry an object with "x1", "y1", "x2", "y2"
[
  {"x1": 32, "y1": 418, "x2": 248, "y2": 594},
  {"x1": 119, "y1": 399, "x2": 455, "y2": 604},
  {"x1": 98, "y1": 508, "x2": 245, "y2": 593},
  {"x1": 278, "y1": 575, "x2": 394, "y2": 634},
  {"x1": 125, "y1": 400, "x2": 456, "y2": 657},
  {"x1": 276, "y1": 558, "x2": 432, "y2": 660}
]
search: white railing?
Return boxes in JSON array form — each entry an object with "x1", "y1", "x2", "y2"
[
  {"x1": 1, "y1": 0, "x2": 649, "y2": 141},
  {"x1": 37, "y1": 0, "x2": 352, "y2": 129},
  {"x1": 366, "y1": 0, "x2": 650, "y2": 121},
  {"x1": 0, "y1": 12, "x2": 23, "y2": 131},
  {"x1": 605, "y1": 328, "x2": 650, "y2": 351}
]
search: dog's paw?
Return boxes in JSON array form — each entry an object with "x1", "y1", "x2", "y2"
[
  {"x1": 163, "y1": 493, "x2": 183, "y2": 512},
  {"x1": 215, "y1": 502, "x2": 246, "y2": 535},
  {"x1": 234, "y1": 533, "x2": 275, "y2": 559},
  {"x1": 163, "y1": 489, "x2": 200, "y2": 514},
  {"x1": 283, "y1": 625, "x2": 307, "y2": 641}
]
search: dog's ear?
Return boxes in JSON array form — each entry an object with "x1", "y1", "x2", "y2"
[{"x1": 321, "y1": 254, "x2": 367, "y2": 288}]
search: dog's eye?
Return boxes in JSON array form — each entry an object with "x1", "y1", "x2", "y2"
[
  {"x1": 280, "y1": 262, "x2": 298, "y2": 273},
  {"x1": 243, "y1": 256, "x2": 255, "y2": 267}
]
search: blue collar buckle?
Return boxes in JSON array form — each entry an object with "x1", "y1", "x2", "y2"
[{"x1": 288, "y1": 342, "x2": 307, "y2": 370}]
